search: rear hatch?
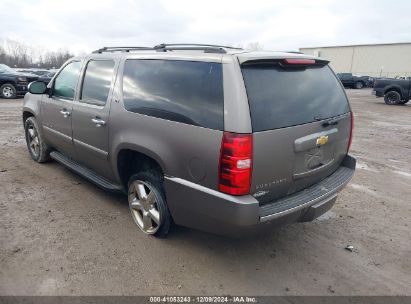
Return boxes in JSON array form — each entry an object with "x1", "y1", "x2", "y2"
[{"x1": 240, "y1": 58, "x2": 351, "y2": 204}]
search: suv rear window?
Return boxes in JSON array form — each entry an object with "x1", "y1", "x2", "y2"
[
  {"x1": 241, "y1": 63, "x2": 349, "y2": 132},
  {"x1": 122, "y1": 59, "x2": 224, "y2": 130}
]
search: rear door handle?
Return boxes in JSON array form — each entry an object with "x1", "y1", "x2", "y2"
[
  {"x1": 91, "y1": 118, "x2": 106, "y2": 127},
  {"x1": 60, "y1": 110, "x2": 71, "y2": 118}
]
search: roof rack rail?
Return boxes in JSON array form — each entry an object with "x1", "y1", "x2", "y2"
[
  {"x1": 153, "y1": 43, "x2": 242, "y2": 49},
  {"x1": 153, "y1": 43, "x2": 242, "y2": 54},
  {"x1": 92, "y1": 44, "x2": 243, "y2": 54},
  {"x1": 92, "y1": 46, "x2": 153, "y2": 53}
]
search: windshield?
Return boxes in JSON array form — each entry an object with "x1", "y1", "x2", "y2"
[
  {"x1": 241, "y1": 63, "x2": 350, "y2": 132},
  {"x1": 0, "y1": 64, "x2": 16, "y2": 73}
]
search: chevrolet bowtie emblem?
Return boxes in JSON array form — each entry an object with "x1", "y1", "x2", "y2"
[{"x1": 316, "y1": 135, "x2": 329, "y2": 146}]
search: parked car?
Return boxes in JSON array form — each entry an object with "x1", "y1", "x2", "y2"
[
  {"x1": 22, "y1": 44, "x2": 355, "y2": 237},
  {"x1": 373, "y1": 77, "x2": 411, "y2": 105},
  {"x1": 365, "y1": 76, "x2": 377, "y2": 88},
  {"x1": 0, "y1": 64, "x2": 39, "y2": 98},
  {"x1": 337, "y1": 73, "x2": 370, "y2": 89},
  {"x1": 16, "y1": 68, "x2": 50, "y2": 76},
  {"x1": 37, "y1": 71, "x2": 56, "y2": 85}
]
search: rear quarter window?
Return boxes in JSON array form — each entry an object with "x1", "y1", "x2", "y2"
[
  {"x1": 122, "y1": 59, "x2": 224, "y2": 130},
  {"x1": 241, "y1": 63, "x2": 350, "y2": 131}
]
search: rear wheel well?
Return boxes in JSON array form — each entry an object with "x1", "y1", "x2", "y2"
[
  {"x1": 23, "y1": 111, "x2": 34, "y2": 123},
  {"x1": 117, "y1": 149, "x2": 163, "y2": 188},
  {"x1": 385, "y1": 87, "x2": 402, "y2": 97}
]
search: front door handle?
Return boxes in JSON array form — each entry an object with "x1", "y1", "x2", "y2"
[
  {"x1": 60, "y1": 110, "x2": 71, "y2": 118},
  {"x1": 91, "y1": 118, "x2": 106, "y2": 127}
]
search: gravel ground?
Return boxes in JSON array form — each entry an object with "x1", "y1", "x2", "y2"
[{"x1": 0, "y1": 89, "x2": 410, "y2": 296}]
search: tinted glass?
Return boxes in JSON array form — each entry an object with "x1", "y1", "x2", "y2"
[
  {"x1": 242, "y1": 64, "x2": 350, "y2": 132},
  {"x1": 123, "y1": 59, "x2": 224, "y2": 130},
  {"x1": 81, "y1": 60, "x2": 115, "y2": 106},
  {"x1": 54, "y1": 61, "x2": 82, "y2": 99}
]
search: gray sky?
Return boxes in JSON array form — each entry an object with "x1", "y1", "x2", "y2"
[{"x1": 1, "y1": 0, "x2": 410, "y2": 54}]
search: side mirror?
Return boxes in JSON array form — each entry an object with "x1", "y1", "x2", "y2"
[{"x1": 28, "y1": 81, "x2": 47, "y2": 94}]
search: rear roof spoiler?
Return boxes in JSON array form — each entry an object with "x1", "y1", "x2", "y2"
[{"x1": 241, "y1": 58, "x2": 329, "y2": 67}]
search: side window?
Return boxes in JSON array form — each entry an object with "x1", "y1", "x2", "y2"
[
  {"x1": 53, "y1": 61, "x2": 82, "y2": 99},
  {"x1": 80, "y1": 60, "x2": 115, "y2": 106},
  {"x1": 122, "y1": 59, "x2": 224, "y2": 130}
]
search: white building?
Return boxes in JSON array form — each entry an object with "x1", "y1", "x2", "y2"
[{"x1": 300, "y1": 42, "x2": 411, "y2": 78}]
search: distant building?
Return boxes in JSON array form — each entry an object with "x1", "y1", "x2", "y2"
[{"x1": 300, "y1": 42, "x2": 411, "y2": 78}]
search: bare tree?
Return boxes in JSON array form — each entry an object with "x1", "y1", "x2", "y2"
[
  {"x1": 0, "y1": 39, "x2": 74, "y2": 68},
  {"x1": 41, "y1": 49, "x2": 73, "y2": 68},
  {"x1": 245, "y1": 42, "x2": 264, "y2": 51},
  {"x1": 3, "y1": 39, "x2": 33, "y2": 67},
  {"x1": 0, "y1": 45, "x2": 7, "y2": 63}
]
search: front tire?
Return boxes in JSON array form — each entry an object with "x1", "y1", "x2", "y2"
[
  {"x1": 24, "y1": 117, "x2": 50, "y2": 162},
  {"x1": 128, "y1": 170, "x2": 172, "y2": 238},
  {"x1": 384, "y1": 91, "x2": 402, "y2": 105},
  {"x1": 1, "y1": 83, "x2": 17, "y2": 99}
]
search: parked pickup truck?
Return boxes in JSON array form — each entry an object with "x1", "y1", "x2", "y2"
[
  {"x1": 337, "y1": 73, "x2": 370, "y2": 89},
  {"x1": 0, "y1": 64, "x2": 39, "y2": 98},
  {"x1": 372, "y1": 77, "x2": 411, "y2": 105}
]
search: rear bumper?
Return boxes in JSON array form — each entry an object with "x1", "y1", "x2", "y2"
[{"x1": 164, "y1": 155, "x2": 356, "y2": 236}]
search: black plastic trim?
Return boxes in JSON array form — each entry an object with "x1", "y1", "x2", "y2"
[
  {"x1": 260, "y1": 155, "x2": 355, "y2": 220},
  {"x1": 50, "y1": 151, "x2": 124, "y2": 193}
]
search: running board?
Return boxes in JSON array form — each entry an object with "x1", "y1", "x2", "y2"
[{"x1": 50, "y1": 151, "x2": 124, "y2": 193}]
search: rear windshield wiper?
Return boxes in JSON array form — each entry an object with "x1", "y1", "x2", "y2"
[
  {"x1": 314, "y1": 115, "x2": 342, "y2": 127},
  {"x1": 322, "y1": 117, "x2": 342, "y2": 127}
]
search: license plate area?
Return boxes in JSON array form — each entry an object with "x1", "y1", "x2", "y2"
[{"x1": 293, "y1": 128, "x2": 338, "y2": 179}]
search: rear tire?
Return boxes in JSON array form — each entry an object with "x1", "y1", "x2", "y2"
[
  {"x1": 384, "y1": 91, "x2": 402, "y2": 105},
  {"x1": 24, "y1": 117, "x2": 50, "y2": 163},
  {"x1": 354, "y1": 81, "x2": 364, "y2": 89},
  {"x1": 128, "y1": 170, "x2": 172, "y2": 238},
  {"x1": 1, "y1": 83, "x2": 17, "y2": 99}
]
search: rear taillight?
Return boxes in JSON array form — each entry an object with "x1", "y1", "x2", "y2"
[
  {"x1": 219, "y1": 132, "x2": 252, "y2": 196},
  {"x1": 348, "y1": 111, "x2": 354, "y2": 152}
]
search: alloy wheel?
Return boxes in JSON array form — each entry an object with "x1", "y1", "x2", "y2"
[
  {"x1": 387, "y1": 92, "x2": 399, "y2": 104},
  {"x1": 27, "y1": 125, "x2": 40, "y2": 158},
  {"x1": 128, "y1": 180, "x2": 161, "y2": 234},
  {"x1": 2, "y1": 86, "x2": 14, "y2": 98}
]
